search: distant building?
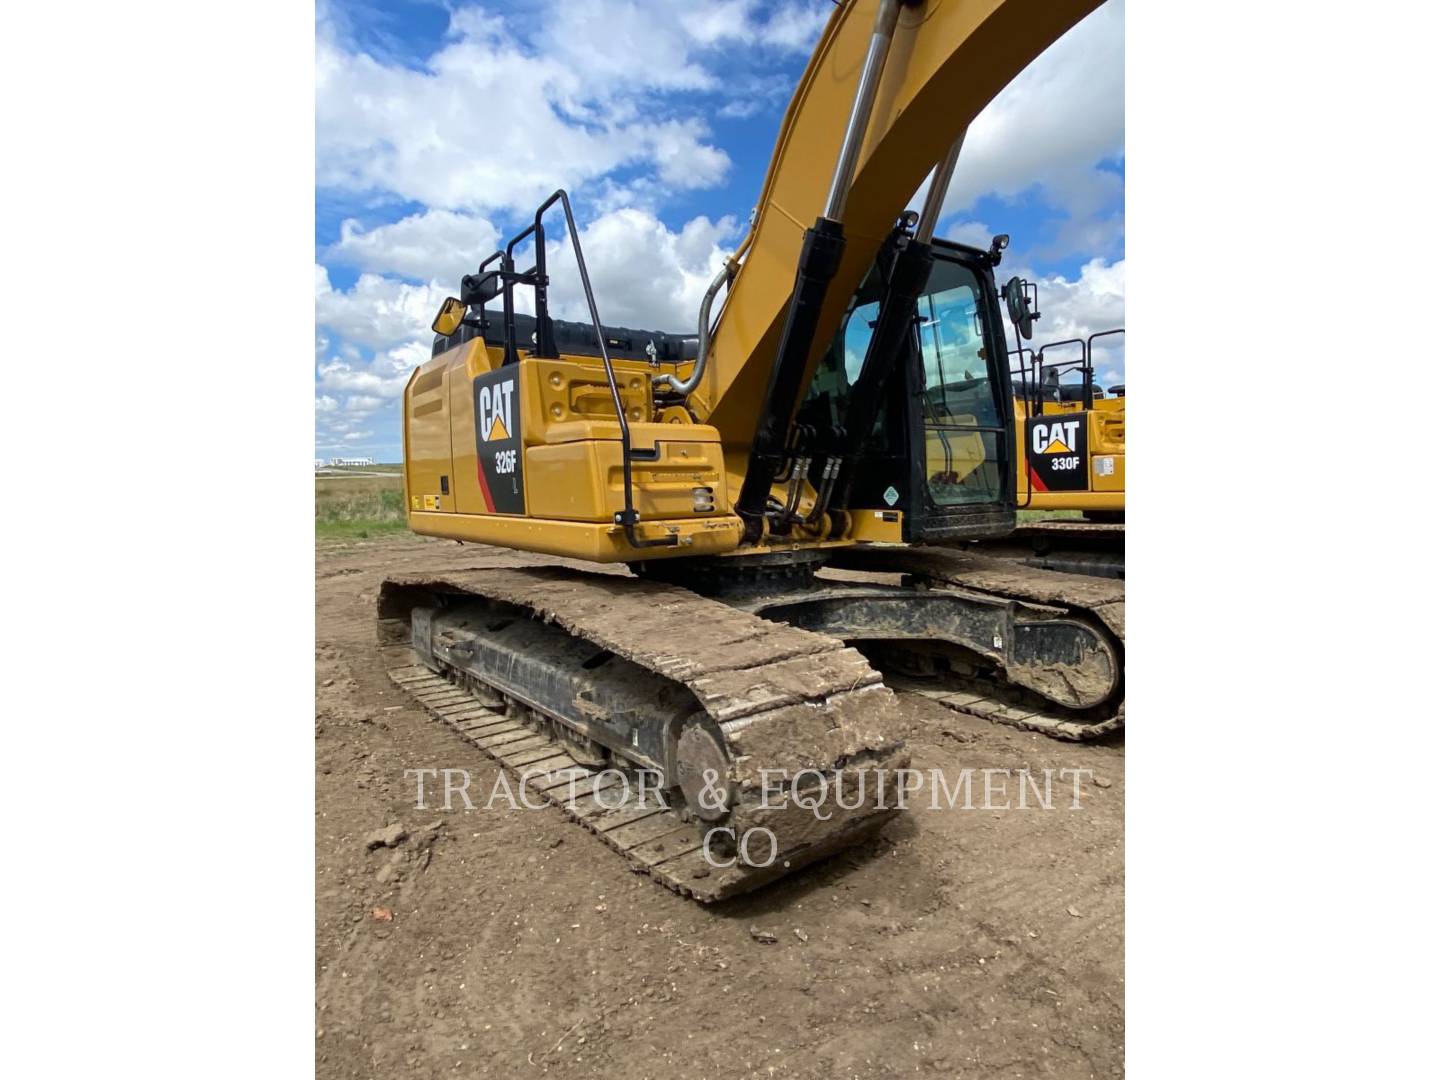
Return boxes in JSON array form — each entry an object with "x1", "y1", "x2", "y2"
[
  {"x1": 314, "y1": 459, "x2": 326, "y2": 471},
  {"x1": 329, "y1": 456, "x2": 376, "y2": 467}
]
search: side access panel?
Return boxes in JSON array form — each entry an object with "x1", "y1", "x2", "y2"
[{"x1": 404, "y1": 358, "x2": 455, "y2": 513}]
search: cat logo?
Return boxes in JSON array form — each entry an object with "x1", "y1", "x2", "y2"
[
  {"x1": 476, "y1": 378, "x2": 515, "y2": 442},
  {"x1": 472, "y1": 368, "x2": 526, "y2": 515},
  {"x1": 1032, "y1": 419, "x2": 1082, "y2": 456}
]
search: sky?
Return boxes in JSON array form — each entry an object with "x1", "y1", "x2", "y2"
[{"x1": 314, "y1": 0, "x2": 1125, "y2": 460}]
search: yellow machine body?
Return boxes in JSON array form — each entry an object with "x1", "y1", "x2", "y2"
[
  {"x1": 402, "y1": 0, "x2": 1103, "y2": 562},
  {"x1": 404, "y1": 339, "x2": 744, "y2": 561},
  {"x1": 1013, "y1": 395, "x2": 1125, "y2": 513}
]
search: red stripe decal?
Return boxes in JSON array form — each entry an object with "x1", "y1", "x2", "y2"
[
  {"x1": 1027, "y1": 463, "x2": 1050, "y2": 493},
  {"x1": 476, "y1": 458, "x2": 496, "y2": 512}
]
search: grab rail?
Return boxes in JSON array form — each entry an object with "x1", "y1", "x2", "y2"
[{"x1": 472, "y1": 189, "x2": 676, "y2": 550}]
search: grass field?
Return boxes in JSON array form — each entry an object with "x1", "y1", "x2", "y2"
[
  {"x1": 316, "y1": 466, "x2": 1093, "y2": 539},
  {"x1": 315, "y1": 463, "x2": 403, "y2": 475},
  {"x1": 1017, "y1": 509, "x2": 1085, "y2": 522},
  {"x1": 315, "y1": 469, "x2": 407, "y2": 539}
]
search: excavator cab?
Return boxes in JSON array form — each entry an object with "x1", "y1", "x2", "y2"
[{"x1": 801, "y1": 235, "x2": 1016, "y2": 543}]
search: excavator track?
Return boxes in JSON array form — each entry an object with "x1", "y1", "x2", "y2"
[
  {"x1": 895, "y1": 679, "x2": 1124, "y2": 741},
  {"x1": 378, "y1": 565, "x2": 909, "y2": 903},
  {"x1": 973, "y1": 521, "x2": 1125, "y2": 580},
  {"x1": 823, "y1": 546, "x2": 1125, "y2": 741}
]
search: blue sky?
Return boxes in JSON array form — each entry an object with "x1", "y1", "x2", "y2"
[{"x1": 315, "y1": 0, "x2": 1124, "y2": 459}]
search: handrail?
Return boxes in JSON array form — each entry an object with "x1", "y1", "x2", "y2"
[
  {"x1": 499, "y1": 223, "x2": 536, "y2": 366},
  {"x1": 459, "y1": 190, "x2": 676, "y2": 549},
  {"x1": 1086, "y1": 328, "x2": 1126, "y2": 402},
  {"x1": 1035, "y1": 337, "x2": 1087, "y2": 408},
  {"x1": 471, "y1": 252, "x2": 502, "y2": 334},
  {"x1": 525, "y1": 190, "x2": 676, "y2": 549}
]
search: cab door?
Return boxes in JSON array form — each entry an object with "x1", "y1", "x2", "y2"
[{"x1": 902, "y1": 249, "x2": 1016, "y2": 541}]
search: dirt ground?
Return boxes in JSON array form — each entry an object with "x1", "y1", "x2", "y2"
[{"x1": 316, "y1": 535, "x2": 1124, "y2": 1079}]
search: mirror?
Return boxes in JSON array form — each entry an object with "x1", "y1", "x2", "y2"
[
  {"x1": 1004, "y1": 276, "x2": 1035, "y2": 341},
  {"x1": 431, "y1": 297, "x2": 466, "y2": 337},
  {"x1": 461, "y1": 271, "x2": 503, "y2": 307}
]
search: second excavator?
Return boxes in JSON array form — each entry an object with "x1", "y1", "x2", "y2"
[
  {"x1": 972, "y1": 305, "x2": 1126, "y2": 578},
  {"x1": 378, "y1": 0, "x2": 1123, "y2": 901}
]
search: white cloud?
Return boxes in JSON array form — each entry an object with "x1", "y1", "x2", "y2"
[
  {"x1": 650, "y1": 120, "x2": 732, "y2": 191},
  {"x1": 313, "y1": 263, "x2": 437, "y2": 439},
  {"x1": 679, "y1": 0, "x2": 758, "y2": 46},
  {"x1": 315, "y1": 381, "x2": 393, "y2": 448},
  {"x1": 545, "y1": 209, "x2": 739, "y2": 330},
  {"x1": 934, "y1": 0, "x2": 1124, "y2": 255},
  {"x1": 313, "y1": 0, "x2": 1125, "y2": 454},
  {"x1": 753, "y1": 2, "x2": 831, "y2": 50},
  {"x1": 385, "y1": 341, "x2": 433, "y2": 372},
  {"x1": 327, "y1": 209, "x2": 500, "y2": 286},
  {"x1": 316, "y1": 4, "x2": 737, "y2": 215},
  {"x1": 942, "y1": 219, "x2": 999, "y2": 250},
  {"x1": 314, "y1": 1, "x2": 835, "y2": 217},
  {"x1": 1029, "y1": 257, "x2": 1126, "y2": 342},
  {"x1": 315, "y1": 402, "x2": 381, "y2": 444},
  {"x1": 537, "y1": 1, "x2": 720, "y2": 93},
  {"x1": 1005, "y1": 257, "x2": 1127, "y2": 383},
  {"x1": 312, "y1": 210, "x2": 743, "y2": 425},
  {"x1": 314, "y1": 264, "x2": 449, "y2": 353},
  {"x1": 315, "y1": 356, "x2": 412, "y2": 399},
  {"x1": 678, "y1": 1, "x2": 829, "y2": 52}
]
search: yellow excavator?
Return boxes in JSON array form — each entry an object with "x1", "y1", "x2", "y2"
[
  {"x1": 378, "y1": 0, "x2": 1122, "y2": 901},
  {"x1": 1012, "y1": 329, "x2": 1125, "y2": 517},
  {"x1": 974, "y1": 305, "x2": 1127, "y2": 577}
]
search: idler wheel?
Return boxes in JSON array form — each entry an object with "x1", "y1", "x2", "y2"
[{"x1": 675, "y1": 722, "x2": 733, "y2": 822}]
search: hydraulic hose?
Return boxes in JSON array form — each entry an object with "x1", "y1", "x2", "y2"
[{"x1": 654, "y1": 258, "x2": 734, "y2": 397}]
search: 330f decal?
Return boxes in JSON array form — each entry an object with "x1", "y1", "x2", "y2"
[{"x1": 1025, "y1": 416, "x2": 1088, "y2": 493}]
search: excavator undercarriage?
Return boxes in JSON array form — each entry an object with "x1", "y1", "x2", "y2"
[
  {"x1": 379, "y1": 565, "x2": 910, "y2": 902},
  {"x1": 972, "y1": 521, "x2": 1125, "y2": 580},
  {"x1": 376, "y1": 543, "x2": 1123, "y2": 899}
]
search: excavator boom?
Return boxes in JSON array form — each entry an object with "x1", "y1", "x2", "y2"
[{"x1": 700, "y1": 0, "x2": 1101, "y2": 455}]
